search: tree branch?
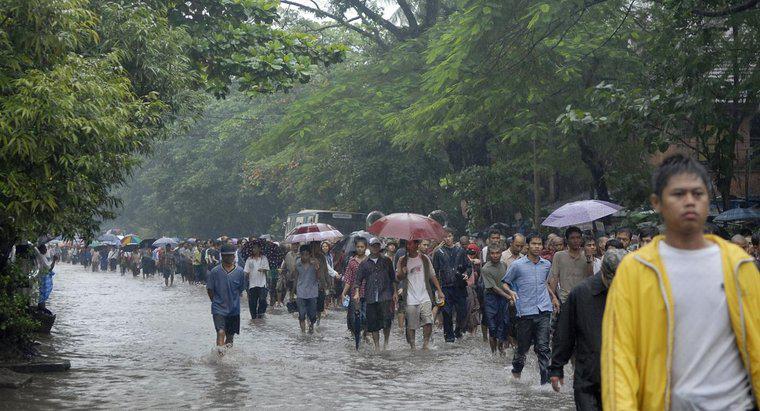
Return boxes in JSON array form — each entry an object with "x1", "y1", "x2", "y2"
[
  {"x1": 345, "y1": 0, "x2": 406, "y2": 40},
  {"x1": 280, "y1": 0, "x2": 388, "y2": 48},
  {"x1": 692, "y1": 0, "x2": 759, "y2": 17},
  {"x1": 397, "y1": 0, "x2": 419, "y2": 31},
  {"x1": 421, "y1": 0, "x2": 441, "y2": 29}
]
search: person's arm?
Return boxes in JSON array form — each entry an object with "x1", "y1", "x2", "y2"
[
  {"x1": 549, "y1": 290, "x2": 577, "y2": 392},
  {"x1": 352, "y1": 263, "x2": 365, "y2": 301},
  {"x1": 259, "y1": 256, "x2": 270, "y2": 273},
  {"x1": 585, "y1": 251, "x2": 594, "y2": 276},
  {"x1": 395, "y1": 256, "x2": 407, "y2": 281},
  {"x1": 500, "y1": 264, "x2": 519, "y2": 302},
  {"x1": 547, "y1": 263, "x2": 560, "y2": 311},
  {"x1": 601, "y1": 259, "x2": 640, "y2": 409},
  {"x1": 206, "y1": 271, "x2": 215, "y2": 301}
]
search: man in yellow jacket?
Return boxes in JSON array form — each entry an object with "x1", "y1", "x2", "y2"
[{"x1": 602, "y1": 154, "x2": 759, "y2": 410}]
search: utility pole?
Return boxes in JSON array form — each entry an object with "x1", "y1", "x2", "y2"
[{"x1": 533, "y1": 136, "x2": 540, "y2": 230}]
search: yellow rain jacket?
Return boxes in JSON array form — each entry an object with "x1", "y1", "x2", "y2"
[{"x1": 602, "y1": 235, "x2": 759, "y2": 410}]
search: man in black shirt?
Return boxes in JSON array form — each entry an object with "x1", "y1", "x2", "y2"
[
  {"x1": 433, "y1": 228, "x2": 470, "y2": 342},
  {"x1": 548, "y1": 248, "x2": 626, "y2": 410}
]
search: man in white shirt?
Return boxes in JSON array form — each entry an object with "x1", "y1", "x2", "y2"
[{"x1": 244, "y1": 241, "x2": 269, "y2": 320}]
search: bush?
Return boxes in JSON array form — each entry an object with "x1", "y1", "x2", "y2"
[{"x1": 0, "y1": 263, "x2": 39, "y2": 360}]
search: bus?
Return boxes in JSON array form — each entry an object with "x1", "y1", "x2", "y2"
[{"x1": 284, "y1": 210, "x2": 367, "y2": 238}]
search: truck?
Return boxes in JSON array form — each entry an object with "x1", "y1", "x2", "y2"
[{"x1": 283, "y1": 210, "x2": 367, "y2": 237}]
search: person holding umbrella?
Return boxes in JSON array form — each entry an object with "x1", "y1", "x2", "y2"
[
  {"x1": 352, "y1": 238, "x2": 397, "y2": 351},
  {"x1": 158, "y1": 244, "x2": 176, "y2": 287},
  {"x1": 396, "y1": 240, "x2": 445, "y2": 351}
]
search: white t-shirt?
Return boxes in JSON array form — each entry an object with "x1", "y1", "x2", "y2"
[
  {"x1": 659, "y1": 241, "x2": 753, "y2": 410},
  {"x1": 592, "y1": 257, "x2": 602, "y2": 275},
  {"x1": 244, "y1": 256, "x2": 270, "y2": 289},
  {"x1": 405, "y1": 256, "x2": 429, "y2": 306}
]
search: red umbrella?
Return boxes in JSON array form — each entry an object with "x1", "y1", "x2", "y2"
[
  {"x1": 367, "y1": 213, "x2": 448, "y2": 241},
  {"x1": 283, "y1": 223, "x2": 343, "y2": 244}
]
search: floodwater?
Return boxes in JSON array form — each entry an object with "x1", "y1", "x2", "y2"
[{"x1": 1, "y1": 263, "x2": 574, "y2": 409}]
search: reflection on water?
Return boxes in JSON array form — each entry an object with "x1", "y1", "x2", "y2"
[{"x1": 1, "y1": 264, "x2": 573, "y2": 409}]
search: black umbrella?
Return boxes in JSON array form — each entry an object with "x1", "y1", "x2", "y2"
[
  {"x1": 353, "y1": 304, "x2": 362, "y2": 350},
  {"x1": 139, "y1": 238, "x2": 157, "y2": 248}
]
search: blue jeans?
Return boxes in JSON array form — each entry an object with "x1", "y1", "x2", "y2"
[
  {"x1": 297, "y1": 297, "x2": 318, "y2": 324},
  {"x1": 442, "y1": 286, "x2": 468, "y2": 341},
  {"x1": 512, "y1": 311, "x2": 552, "y2": 385},
  {"x1": 484, "y1": 292, "x2": 509, "y2": 342}
]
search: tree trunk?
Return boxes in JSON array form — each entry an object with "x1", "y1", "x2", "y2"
[{"x1": 577, "y1": 135, "x2": 611, "y2": 201}]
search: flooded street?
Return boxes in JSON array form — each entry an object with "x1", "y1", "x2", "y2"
[{"x1": 2, "y1": 263, "x2": 573, "y2": 409}]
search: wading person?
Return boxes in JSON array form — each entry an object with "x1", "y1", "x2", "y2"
[
  {"x1": 396, "y1": 239, "x2": 445, "y2": 350},
  {"x1": 294, "y1": 245, "x2": 322, "y2": 334},
  {"x1": 353, "y1": 238, "x2": 396, "y2": 351},
  {"x1": 244, "y1": 241, "x2": 269, "y2": 320},
  {"x1": 502, "y1": 233, "x2": 554, "y2": 385},
  {"x1": 206, "y1": 244, "x2": 246, "y2": 353},
  {"x1": 341, "y1": 237, "x2": 368, "y2": 337},
  {"x1": 433, "y1": 228, "x2": 470, "y2": 342},
  {"x1": 481, "y1": 245, "x2": 516, "y2": 355},
  {"x1": 602, "y1": 154, "x2": 760, "y2": 409},
  {"x1": 547, "y1": 226, "x2": 590, "y2": 312},
  {"x1": 159, "y1": 244, "x2": 175, "y2": 287},
  {"x1": 548, "y1": 249, "x2": 626, "y2": 410}
]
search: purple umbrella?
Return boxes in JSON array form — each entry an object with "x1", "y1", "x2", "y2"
[{"x1": 542, "y1": 200, "x2": 623, "y2": 228}]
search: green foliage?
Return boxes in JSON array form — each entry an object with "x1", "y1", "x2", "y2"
[{"x1": 0, "y1": 264, "x2": 39, "y2": 357}]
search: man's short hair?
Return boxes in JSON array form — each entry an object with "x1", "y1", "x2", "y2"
[
  {"x1": 652, "y1": 153, "x2": 711, "y2": 197},
  {"x1": 564, "y1": 226, "x2": 582, "y2": 239},
  {"x1": 617, "y1": 227, "x2": 632, "y2": 238},
  {"x1": 299, "y1": 244, "x2": 310, "y2": 254},
  {"x1": 582, "y1": 235, "x2": 596, "y2": 245},
  {"x1": 526, "y1": 232, "x2": 542, "y2": 244},
  {"x1": 639, "y1": 227, "x2": 658, "y2": 238},
  {"x1": 488, "y1": 228, "x2": 501, "y2": 237},
  {"x1": 605, "y1": 239, "x2": 624, "y2": 250},
  {"x1": 445, "y1": 227, "x2": 456, "y2": 235}
]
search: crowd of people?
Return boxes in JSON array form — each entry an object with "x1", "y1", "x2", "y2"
[{"x1": 45, "y1": 154, "x2": 759, "y2": 410}]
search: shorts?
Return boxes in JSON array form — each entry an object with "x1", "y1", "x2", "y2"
[
  {"x1": 365, "y1": 300, "x2": 392, "y2": 332},
  {"x1": 297, "y1": 297, "x2": 318, "y2": 324},
  {"x1": 162, "y1": 268, "x2": 174, "y2": 279},
  {"x1": 405, "y1": 301, "x2": 433, "y2": 330},
  {"x1": 212, "y1": 314, "x2": 240, "y2": 335}
]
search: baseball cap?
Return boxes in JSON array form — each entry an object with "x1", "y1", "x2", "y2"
[
  {"x1": 220, "y1": 244, "x2": 236, "y2": 255},
  {"x1": 369, "y1": 238, "x2": 382, "y2": 246}
]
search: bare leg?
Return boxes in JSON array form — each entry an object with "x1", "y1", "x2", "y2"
[
  {"x1": 371, "y1": 331, "x2": 380, "y2": 351},
  {"x1": 382, "y1": 327, "x2": 391, "y2": 350},
  {"x1": 216, "y1": 330, "x2": 226, "y2": 346},
  {"x1": 422, "y1": 324, "x2": 432, "y2": 350},
  {"x1": 489, "y1": 336, "x2": 498, "y2": 353},
  {"x1": 481, "y1": 325, "x2": 488, "y2": 341},
  {"x1": 299, "y1": 319, "x2": 306, "y2": 333},
  {"x1": 407, "y1": 329, "x2": 416, "y2": 350}
]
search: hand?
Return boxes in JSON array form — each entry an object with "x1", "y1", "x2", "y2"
[
  {"x1": 471, "y1": 259, "x2": 481, "y2": 265},
  {"x1": 392, "y1": 293, "x2": 398, "y2": 306},
  {"x1": 509, "y1": 291, "x2": 518, "y2": 304},
  {"x1": 552, "y1": 297, "x2": 560, "y2": 313},
  {"x1": 550, "y1": 376, "x2": 563, "y2": 393}
]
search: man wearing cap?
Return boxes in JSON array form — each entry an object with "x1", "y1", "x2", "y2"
[
  {"x1": 549, "y1": 248, "x2": 627, "y2": 410},
  {"x1": 206, "y1": 244, "x2": 246, "y2": 352},
  {"x1": 353, "y1": 237, "x2": 397, "y2": 351}
]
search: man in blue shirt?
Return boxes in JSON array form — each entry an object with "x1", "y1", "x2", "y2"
[
  {"x1": 206, "y1": 244, "x2": 246, "y2": 352},
  {"x1": 502, "y1": 233, "x2": 554, "y2": 385}
]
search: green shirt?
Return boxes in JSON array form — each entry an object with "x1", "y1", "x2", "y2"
[{"x1": 481, "y1": 260, "x2": 507, "y2": 291}]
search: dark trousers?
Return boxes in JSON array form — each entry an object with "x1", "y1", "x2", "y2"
[
  {"x1": 297, "y1": 297, "x2": 318, "y2": 323},
  {"x1": 247, "y1": 287, "x2": 268, "y2": 318},
  {"x1": 574, "y1": 386, "x2": 602, "y2": 411},
  {"x1": 193, "y1": 265, "x2": 204, "y2": 283},
  {"x1": 441, "y1": 286, "x2": 468, "y2": 341},
  {"x1": 347, "y1": 298, "x2": 366, "y2": 332},
  {"x1": 484, "y1": 292, "x2": 509, "y2": 341},
  {"x1": 512, "y1": 311, "x2": 551, "y2": 384}
]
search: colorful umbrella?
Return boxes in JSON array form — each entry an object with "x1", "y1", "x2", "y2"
[
  {"x1": 541, "y1": 200, "x2": 624, "y2": 228},
  {"x1": 283, "y1": 223, "x2": 343, "y2": 244},
  {"x1": 121, "y1": 234, "x2": 142, "y2": 246},
  {"x1": 367, "y1": 213, "x2": 448, "y2": 241}
]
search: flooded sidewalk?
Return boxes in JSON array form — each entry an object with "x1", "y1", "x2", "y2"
[{"x1": 1, "y1": 263, "x2": 573, "y2": 409}]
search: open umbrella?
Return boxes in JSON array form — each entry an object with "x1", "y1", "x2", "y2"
[
  {"x1": 97, "y1": 233, "x2": 121, "y2": 246},
  {"x1": 714, "y1": 207, "x2": 760, "y2": 222},
  {"x1": 139, "y1": 238, "x2": 157, "y2": 248},
  {"x1": 240, "y1": 238, "x2": 286, "y2": 268},
  {"x1": 340, "y1": 230, "x2": 377, "y2": 256},
  {"x1": 283, "y1": 223, "x2": 343, "y2": 244},
  {"x1": 121, "y1": 244, "x2": 140, "y2": 252},
  {"x1": 542, "y1": 200, "x2": 623, "y2": 228},
  {"x1": 367, "y1": 213, "x2": 448, "y2": 241},
  {"x1": 153, "y1": 237, "x2": 179, "y2": 248},
  {"x1": 121, "y1": 234, "x2": 141, "y2": 246}
]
